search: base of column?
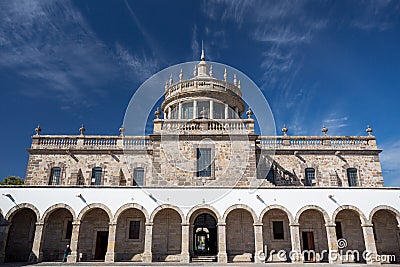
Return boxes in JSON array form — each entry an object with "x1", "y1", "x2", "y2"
[
  {"x1": 290, "y1": 251, "x2": 303, "y2": 263},
  {"x1": 67, "y1": 252, "x2": 79, "y2": 263},
  {"x1": 180, "y1": 252, "x2": 190, "y2": 263},
  {"x1": 218, "y1": 252, "x2": 227, "y2": 263},
  {"x1": 142, "y1": 251, "x2": 152, "y2": 263},
  {"x1": 105, "y1": 251, "x2": 115, "y2": 263},
  {"x1": 28, "y1": 251, "x2": 42, "y2": 263},
  {"x1": 254, "y1": 251, "x2": 265, "y2": 263}
]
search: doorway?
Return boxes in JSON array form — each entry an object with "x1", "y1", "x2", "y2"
[
  {"x1": 302, "y1": 231, "x2": 315, "y2": 262},
  {"x1": 94, "y1": 231, "x2": 109, "y2": 260},
  {"x1": 193, "y1": 213, "x2": 217, "y2": 255}
]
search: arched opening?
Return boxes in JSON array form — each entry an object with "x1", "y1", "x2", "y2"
[
  {"x1": 5, "y1": 208, "x2": 37, "y2": 262},
  {"x1": 262, "y1": 209, "x2": 291, "y2": 262},
  {"x1": 372, "y1": 210, "x2": 400, "y2": 262},
  {"x1": 78, "y1": 208, "x2": 110, "y2": 261},
  {"x1": 152, "y1": 208, "x2": 182, "y2": 262},
  {"x1": 226, "y1": 209, "x2": 254, "y2": 262},
  {"x1": 298, "y1": 209, "x2": 328, "y2": 262},
  {"x1": 114, "y1": 208, "x2": 146, "y2": 262},
  {"x1": 189, "y1": 211, "x2": 218, "y2": 260},
  {"x1": 335, "y1": 209, "x2": 365, "y2": 263},
  {"x1": 42, "y1": 208, "x2": 73, "y2": 261}
]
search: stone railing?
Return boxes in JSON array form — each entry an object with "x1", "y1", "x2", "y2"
[
  {"x1": 258, "y1": 136, "x2": 377, "y2": 150},
  {"x1": 31, "y1": 136, "x2": 152, "y2": 150},
  {"x1": 154, "y1": 119, "x2": 254, "y2": 134},
  {"x1": 165, "y1": 77, "x2": 242, "y2": 98}
]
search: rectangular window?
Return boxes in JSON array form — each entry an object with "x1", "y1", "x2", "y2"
[
  {"x1": 65, "y1": 220, "x2": 73, "y2": 239},
  {"x1": 335, "y1": 221, "x2": 343, "y2": 239},
  {"x1": 197, "y1": 101, "x2": 210, "y2": 118},
  {"x1": 91, "y1": 167, "x2": 102, "y2": 185},
  {"x1": 273, "y1": 221, "x2": 284, "y2": 240},
  {"x1": 213, "y1": 102, "x2": 225, "y2": 119},
  {"x1": 133, "y1": 168, "x2": 144, "y2": 186},
  {"x1": 49, "y1": 167, "x2": 61, "y2": 185},
  {"x1": 347, "y1": 168, "x2": 358, "y2": 187},
  {"x1": 197, "y1": 148, "x2": 212, "y2": 177},
  {"x1": 305, "y1": 168, "x2": 316, "y2": 186},
  {"x1": 181, "y1": 102, "x2": 194, "y2": 119},
  {"x1": 129, "y1": 221, "x2": 140, "y2": 239}
]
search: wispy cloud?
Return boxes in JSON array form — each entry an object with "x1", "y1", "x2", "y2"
[
  {"x1": 380, "y1": 140, "x2": 400, "y2": 187},
  {"x1": 191, "y1": 25, "x2": 200, "y2": 60},
  {"x1": 322, "y1": 115, "x2": 349, "y2": 135}
]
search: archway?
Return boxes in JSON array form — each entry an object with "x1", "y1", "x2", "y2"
[
  {"x1": 226, "y1": 208, "x2": 255, "y2": 262},
  {"x1": 298, "y1": 209, "x2": 328, "y2": 262},
  {"x1": 152, "y1": 208, "x2": 182, "y2": 262},
  {"x1": 191, "y1": 213, "x2": 218, "y2": 257},
  {"x1": 78, "y1": 208, "x2": 110, "y2": 261},
  {"x1": 42, "y1": 208, "x2": 74, "y2": 261},
  {"x1": 262, "y1": 208, "x2": 291, "y2": 262},
  {"x1": 5, "y1": 208, "x2": 37, "y2": 262},
  {"x1": 372, "y1": 209, "x2": 400, "y2": 262},
  {"x1": 114, "y1": 208, "x2": 146, "y2": 261}
]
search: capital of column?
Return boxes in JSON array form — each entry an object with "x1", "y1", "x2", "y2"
[
  {"x1": 361, "y1": 223, "x2": 374, "y2": 228},
  {"x1": 217, "y1": 222, "x2": 226, "y2": 226},
  {"x1": 289, "y1": 222, "x2": 300, "y2": 227},
  {"x1": 145, "y1": 222, "x2": 154, "y2": 227},
  {"x1": 108, "y1": 222, "x2": 117, "y2": 227},
  {"x1": 325, "y1": 223, "x2": 336, "y2": 227},
  {"x1": 35, "y1": 222, "x2": 45, "y2": 226},
  {"x1": 181, "y1": 222, "x2": 190, "y2": 226},
  {"x1": 253, "y1": 222, "x2": 263, "y2": 227}
]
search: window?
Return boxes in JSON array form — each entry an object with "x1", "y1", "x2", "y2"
[
  {"x1": 213, "y1": 102, "x2": 225, "y2": 119},
  {"x1": 181, "y1": 102, "x2": 193, "y2": 119},
  {"x1": 266, "y1": 169, "x2": 275, "y2": 183},
  {"x1": 197, "y1": 101, "x2": 209, "y2": 118},
  {"x1": 305, "y1": 168, "x2": 316, "y2": 186},
  {"x1": 170, "y1": 105, "x2": 178, "y2": 119},
  {"x1": 65, "y1": 220, "x2": 73, "y2": 239},
  {"x1": 129, "y1": 221, "x2": 140, "y2": 239},
  {"x1": 49, "y1": 167, "x2": 61, "y2": 185},
  {"x1": 347, "y1": 168, "x2": 358, "y2": 187},
  {"x1": 335, "y1": 221, "x2": 343, "y2": 239},
  {"x1": 273, "y1": 221, "x2": 284, "y2": 240},
  {"x1": 133, "y1": 168, "x2": 144, "y2": 186},
  {"x1": 91, "y1": 167, "x2": 102, "y2": 185},
  {"x1": 197, "y1": 148, "x2": 212, "y2": 177}
]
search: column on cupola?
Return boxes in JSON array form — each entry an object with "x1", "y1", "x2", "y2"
[
  {"x1": 178, "y1": 102, "x2": 182, "y2": 120},
  {"x1": 210, "y1": 100, "x2": 214, "y2": 119},
  {"x1": 168, "y1": 106, "x2": 171, "y2": 119},
  {"x1": 235, "y1": 107, "x2": 239, "y2": 118},
  {"x1": 193, "y1": 100, "x2": 197, "y2": 119},
  {"x1": 224, "y1": 104, "x2": 229, "y2": 119}
]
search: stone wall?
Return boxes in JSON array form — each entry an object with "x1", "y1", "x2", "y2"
[{"x1": 372, "y1": 210, "x2": 400, "y2": 261}]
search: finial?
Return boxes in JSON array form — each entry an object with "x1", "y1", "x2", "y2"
[
  {"x1": 246, "y1": 107, "x2": 253, "y2": 119},
  {"x1": 366, "y1": 125, "x2": 373, "y2": 136},
  {"x1": 154, "y1": 107, "x2": 161, "y2": 119},
  {"x1": 233, "y1": 74, "x2": 237, "y2": 86},
  {"x1": 282, "y1": 124, "x2": 288, "y2": 136},
  {"x1": 201, "y1": 40, "x2": 205, "y2": 61},
  {"x1": 35, "y1": 123, "x2": 41, "y2": 136},
  {"x1": 238, "y1": 80, "x2": 241, "y2": 90},
  {"x1": 169, "y1": 74, "x2": 173, "y2": 86},
  {"x1": 209, "y1": 65, "x2": 213, "y2": 77},
  {"x1": 193, "y1": 65, "x2": 197, "y2": 77},
  {"x1": 119, "y1": 126, "x2": 125, "y2": 137},
  {"x1": 200, "y1": 106, "x2": 207, "y2": 119},
  {"x1": 322, "y1": 125, "x2": 328, "y2": 136},
  {"x1": 79, "y1": 123, "x2": 86, "y2": 136},
  {"x1": 164, "y1": 80, "x2": 168, "y2": 90},
  {"x1": 179, "y1": 68, "x2": 183, "y2": 81},
  {"x1": 224, "y1": 68, "x2": 227, "y2": 81}
]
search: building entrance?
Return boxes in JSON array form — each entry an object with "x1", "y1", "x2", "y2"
[
  {"x1": 94, "y1": 231, "x2": 109, "y2": 260},
  {"x1": 302, "y1": 231, "x2": 315, "y2": 262},
  {"x1": 193, "y1": 213, "x2": 217, "y2": 255}
]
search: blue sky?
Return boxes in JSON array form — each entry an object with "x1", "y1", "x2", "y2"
[{"x1": 1, "y1": 0, "x2": 400, "y2": 186}]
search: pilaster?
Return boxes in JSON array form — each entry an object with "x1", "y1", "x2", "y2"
[
  {"x1": 105, "y1": 223, "x2": 117, "y2": 262},
  {"x1": 142, "y1": 222, "x2": 153, "y2": 263},
  {"x1": 254, "y1": 223, "x2": 264, "y2": 263},
  {"x1": 67, "y1": 221, "x2": 81, "y2": 263},
  {"x1": 217, "y1": 223, "x2": 227, "y2": 263},
  {"x1": 289, "y1": 223, "x2": 302, "y2": 263},
  {"x1": 180, "y1": 223, "x2": 190, "y2": 263},
  {"x1": 325, "y1": 223, "x2": 340, "y2": 263},
  {"x1": 362, "y1": 223, "x2": 380, "y2": 265},
  {"x1": 29, "y1": 222, "x2": 44, "y2": 263},
  {"x1": 0, "y1": 223, "x2": 10, "y2": 263}
]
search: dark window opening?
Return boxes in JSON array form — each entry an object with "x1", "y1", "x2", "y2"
[
  {"x1": 133, "y1": 168, "x2": 144, "y2": 186},
  {"x1": 129, "y1": 221, "x2": 140, "y2": 239},
  {"x1": 91, "y1": 167, "x2": 102, "y2": 185},
  {"x1": 197, "y1": 148, "x2": 212, "y2": 177},
  {"x1": 305, "y1": 168, "x2": 316, "y2": 186},
  {"x1": 347, "y1": 168, "x2": 358, "y2": 187},
  {"x1": 273, "y1": 221, "x2": 284, "y2": 240},
  {"x1": 49, "y1": 167, "x2": 61, "y2": 185}
]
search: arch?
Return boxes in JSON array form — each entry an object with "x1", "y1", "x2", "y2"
[
  {"x1": 295, "y1": 205, "x2": 330, "y2": 224},
  {"x1": 41, "y1": 203, "x2": 77, "y2": 222},
  {"x1": 259, "y1": 204, "x2": 295, "y2": 224},
  {"x1": 150, "y1": 204, "x2": 185, "y2": 224},
  {"x1": 77, "y1": 203, "x2": 112, "y2": 222},
  {"x1": 186, "y1": 204, "x2": 222, "y2": 223},
  {"x1": 112, "y1": 203, "x2": 149, "y2": 224},
  {"x1": 5, "y1": 203, "x2": 40, "y2": 221},
  {"x1": 332, "y1": 205, "x2": 367, "y2": 224},
  {"x1": 369, "y1": 205, "x2": 400, "y2": 225},
  {"x1": 222, "y1": 204, "x2": 258, "y2": 224}
]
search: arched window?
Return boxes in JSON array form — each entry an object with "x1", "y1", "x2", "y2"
[
  {"x1": 49, "y1": 167, "x2": 61, "y2": 185},
  {"x1": 347, "y1": 168, "x2": 358, "y2": 187},
  {"x1": 304, "y1": 168, "x2": 316, "y2": 186},
  {"x1": 133, "y1": 167, "x2": 144, "y2": 186},
  {"x1": 91, "y1": 167, "x2": 102, "y2": 185}
]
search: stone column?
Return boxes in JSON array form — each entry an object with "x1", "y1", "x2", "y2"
[
  {"x1": 361, "y1": 223, "x2": 380, "y2": 265},
  {"x1": 224, "y1": 104, "x2": 229, "y2": 119},
  {"x1": 67, "y1": 221, "x2": 81, "y2": 263},
  {"x1": 254, "y1": 223, "x2": 264, "y2": 263},
  {"x1": 181, "y1": 223, "x2": 190, "y2": 263},
  {"x1": 210, "y1": 100, "x2": 214, "y2": 119},
  {"x1": 168, "y1": 106, "x2": 171, "y2": 119},
  {"x1": 325, "y1": 223, "x2": 340, "y2": 263},
  {"x1": 142, "y1": 222, "x2": 153, "y2": 263},
  {"x1": 235, "y1": 107, "x2": 239, "y2": 118},
  {"x1": 193, "y1": 100, "x2": 198, "y2": 120},
  {"x1": 289, "y1": 223, "x2": 302, "y2": 263},
  {"x1": 29, "y1": 222, "x2": 44, "y2": 263},
  {"x1": 0, "y1": 223, "x2": 10, "y2": 263},
  {"x1": 217, "y1": 223, "x2": 227, "y2": 263},
  {"x1": 178, "y1": 102, "x2": 182, "y2": 120},
  {"x1": 105, "y1": 222, "x2": 117, "y2": 262}
]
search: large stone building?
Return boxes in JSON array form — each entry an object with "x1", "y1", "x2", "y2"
[{"x1": 0, "y1": 52, "x2": 399, "y2": 264}]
